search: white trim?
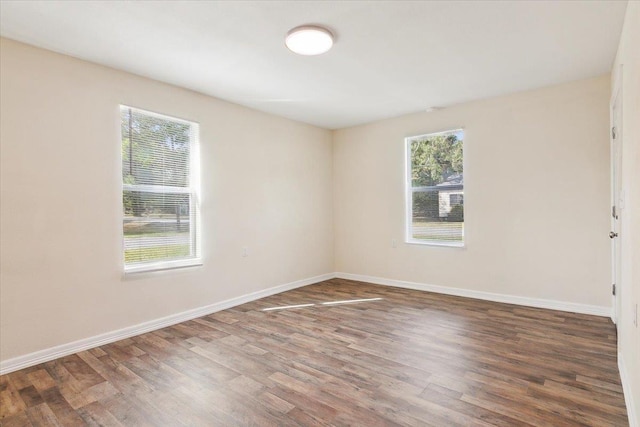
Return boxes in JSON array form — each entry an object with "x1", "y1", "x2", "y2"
[
  {"x1": 120, "y1": 104, "x2": 198, "y2": 125},
  {"x1": 404, "y1": 134, "x2": 412, "y2": 242},
  {"x1": 619, "y1": 352, "x2": 638, "y2": 427},
  {"x1": 119, "y1": 105, "x2": 202, "y2": 274},
  {"x1": 405, "y1": 239, "x2": 466, "y2": 248},
  {"x1": 0, "y1": 273, "x2": 334, "y2": 375},
  {"x1": 610, "y1": 65, "x2": 623, "y2": 324},
  {"x1": 334, "y1": 272, "x2": 612, "y2": 317},
  {"x1": 191, "y1": 123, "x2": 202, "y2": 267},
  {"x1": 406, "y1": 127, "x2": 465, "y2": 140},
  {"x1": 124, "y1": 258, "x2": 202, "y2": 274},
  {"x1": 1, "y1": 271, "x2": 615, "y2": 375},
  {"x1": 405, "y1": 129, "x2": 465, "y2": 248},
  {"x1": 122, "y1": 184, "x2": 191, "y2": 194}
]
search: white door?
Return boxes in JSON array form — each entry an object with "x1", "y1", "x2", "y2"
[{"x1": 610, "y1": 86, "x2": 623, "y2": 325}]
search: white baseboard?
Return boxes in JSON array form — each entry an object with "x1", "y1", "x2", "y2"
[
  {"x1": 334, "y1": 272, "x2": 612, "y2": 317},
  {"x1": 1, "y1": 271, "x2": 613, "y2": 375},
  {"x1": 0, "y1": 272, "x2": 334, "y2": 375},
  {"x1": 619, "y1": 352, "x2": 639, "y2": 427}
]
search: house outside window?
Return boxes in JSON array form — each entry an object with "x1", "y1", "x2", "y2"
[
  {"x1": 121, "y1": 106, "x2": 201, "y2": 272},
  {"x1": 406, "y1": 129, "x2": 464, "y2": 246}
]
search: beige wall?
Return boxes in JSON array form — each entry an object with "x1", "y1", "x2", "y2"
[
  {"x1": 612, "y1": 2, "x2": 640, "y2": 425},
  {"x1": 0, "y1": 30, "x2": 627, "y2": 398},
  {"x1": 334, "y1": 75, "x2": 612, "y2": 308},
  {"x1": 0, "y1": 38, "x2": 334, "y2": 361}
]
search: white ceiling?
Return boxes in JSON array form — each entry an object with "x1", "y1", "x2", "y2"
[{"x1": 0, "y1": 1, "x2": 628, "y2": 129}]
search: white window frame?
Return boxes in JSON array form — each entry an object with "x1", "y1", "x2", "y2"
[
  {"x1": 405, "y1": 128, "x2": 465, "y2": 248},
  {"x1": 120, "y1": 105, "x2": 202, "y2": 273}
]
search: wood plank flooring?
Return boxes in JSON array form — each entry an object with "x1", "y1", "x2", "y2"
[{"x1": 0, "y1": 279, "x2": 629, "y2": 426}]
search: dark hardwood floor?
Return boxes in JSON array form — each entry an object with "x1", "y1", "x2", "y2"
[{"x1": 0, "y1": 279, "x2": 628, "y2": 426}]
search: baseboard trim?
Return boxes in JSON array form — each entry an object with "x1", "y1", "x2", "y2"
[
  {"x1": 1, "y1": 271, "x2": 613, "y2": 375},
  {"x1": 0, "y1": 272, "x2": 334, "y2": 375},
  {"x1": 334, "y1": 272, "x2": 612, "y2": 317},
  {"x1": 619, "y1": 352, "x2": 638, "y2": 427}
]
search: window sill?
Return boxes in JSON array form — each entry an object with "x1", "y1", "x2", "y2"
[
  {"x1": 405, "y1": 239, "x2": 466, "y2": 248},
  {"x1": 124, "y1": 258, "x2": 203, "y2": 275}
]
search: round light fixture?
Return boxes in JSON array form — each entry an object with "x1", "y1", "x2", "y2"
[{"x1": 285, "y1": 25, "x2": 333, "y2": 56}]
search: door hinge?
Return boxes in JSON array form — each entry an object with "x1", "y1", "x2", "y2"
[
  {"x1": 612, "y1": 127, "x2": 617, "y2": 139},
  {"x1": 612, "y1": 205, "x2": 617, "y2": 219},
  {"x1": 612, "y1": 284, "x2": 616, "y2": 296}
]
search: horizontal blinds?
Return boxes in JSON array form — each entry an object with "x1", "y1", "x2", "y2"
[
  {"x1": 408, "y1": 130, "x2": 464, "y2": 244},
  {"x1": 121, "y1": 106, "x2": 200, "y2": 269}
]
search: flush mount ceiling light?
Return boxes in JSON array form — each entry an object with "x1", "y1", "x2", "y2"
[{"x1": 285, "y1": 25, "x2": 334, "y2": 56}]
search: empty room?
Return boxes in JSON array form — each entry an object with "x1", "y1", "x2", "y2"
[{"x1": 0, "y1": 1, "x2": 638, "y2": 426}]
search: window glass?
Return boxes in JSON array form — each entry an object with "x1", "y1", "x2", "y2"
[
  {"x1": 407, "y1": 130, "x2": 464, "y2": 246},
  {"x1": 121, "y1": 106, "x2": 201, "y2": 272}
]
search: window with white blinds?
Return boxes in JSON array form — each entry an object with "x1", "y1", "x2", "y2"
[
  {"x1": 406, "y1": 129, "x2": 464, "y2": 246},
  {"x1": 121, "y1": 106, "x2": 201, "y2": 272}
]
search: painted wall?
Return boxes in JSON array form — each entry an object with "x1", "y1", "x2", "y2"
[
  {"x1": 612, "y1": 2, "x2": 640, "y2": 424},
  {"x1": 333, "y1": 75, "x2": 612, "y2": 309},
  {"x1": 0, "y1": 38, "x2": 334, "y2": 361},
  {"x1": 0, "y1": 31, "x2": 625, "y2": 394}
]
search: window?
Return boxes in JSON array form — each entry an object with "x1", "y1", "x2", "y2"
[
  {"x1": 121, "y1": 106, "x2": 201, "y2": 272},
  {"x1": 406, "y1": 129, "x2": 464, "y2": 246}
]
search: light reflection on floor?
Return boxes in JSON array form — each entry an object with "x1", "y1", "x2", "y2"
[
  {"x1": 262, "y1": 303, "x2": 316, "y2": 311},
  {"x1": 262, "y1": 297, "x2": 383, "y2": 311}
]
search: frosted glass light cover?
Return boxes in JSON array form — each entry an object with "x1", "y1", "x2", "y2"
[{"x1": 285, "y1": 26, "x2": 333, "y2": 56}]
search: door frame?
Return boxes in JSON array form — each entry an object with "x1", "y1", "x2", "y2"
[{"x1": 610, "y1": 66, "x2": 623, "y2": 325}]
